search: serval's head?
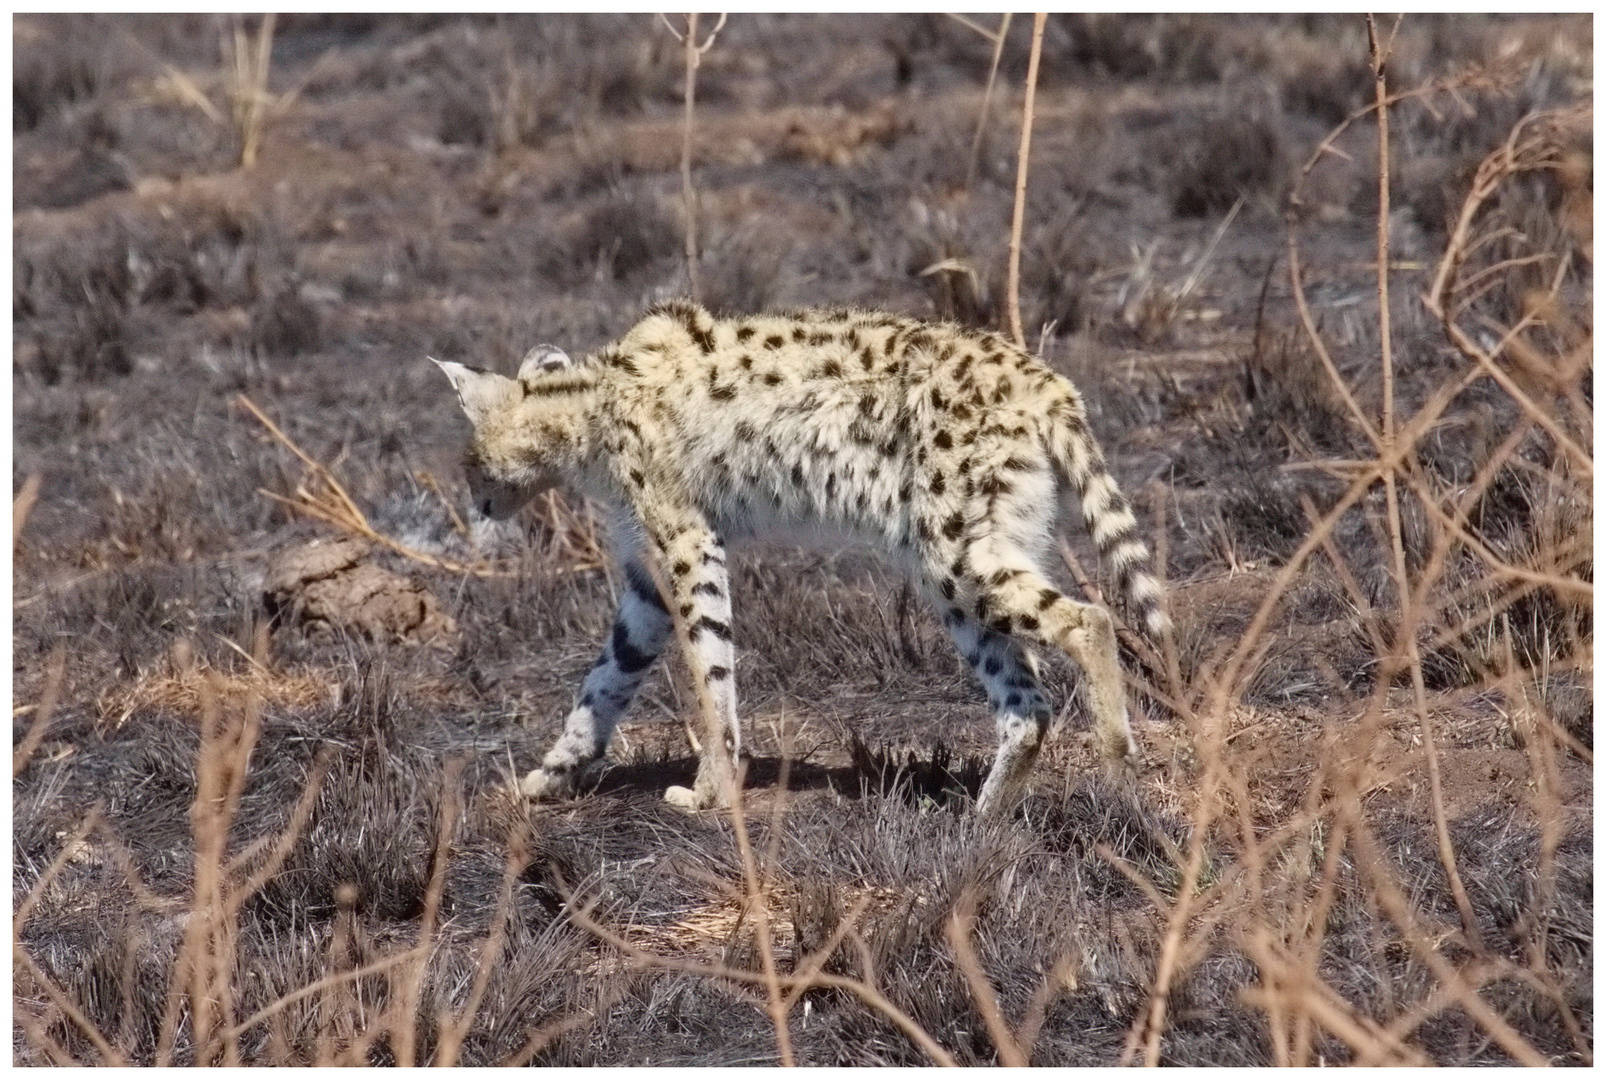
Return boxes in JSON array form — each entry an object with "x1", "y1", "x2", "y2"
[{"x1": 433, "y1": 345, "x2": 594, "y2": 545}]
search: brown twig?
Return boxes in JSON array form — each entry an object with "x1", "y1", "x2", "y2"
[
  {"x1": 944, "y1": 891, "x2": 1028, "y2": 1066},
  {"x1": 664, "y1": 12, "x2": 727, "y2": 301},
  {"x1": 1004, "y1": 13, "x2": 1046, "y2": 347},
  {"x1": 1365, "y1": 12, "x2": 1480, "y2": 949},
  {"x1": 237, "y1": 394, "x2": 515, "y2": 578}
]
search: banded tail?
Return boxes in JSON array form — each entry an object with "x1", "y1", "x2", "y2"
[{"x1": 1047, "y1": 397, "x2": 1171, "y2": 638}]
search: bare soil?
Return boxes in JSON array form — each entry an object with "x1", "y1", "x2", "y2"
[{"x1": 13, "y1": 14, "x2": 1591, "y2": 1066}]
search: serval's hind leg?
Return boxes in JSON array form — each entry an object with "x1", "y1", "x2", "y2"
[
  {"x1": 947, "y1": 546, "x2": 1136, "y2": 817},
  {"x1": 936, "y1": 605, "x2": 1056, "y2": 815}
]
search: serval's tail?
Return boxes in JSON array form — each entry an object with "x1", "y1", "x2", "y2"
[{"x1": 1046, "y1": 391, "x2": 1170, "y2": 639}]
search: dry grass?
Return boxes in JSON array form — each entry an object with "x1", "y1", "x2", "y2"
[
  {"x1": 95, "y1": 664, "x2": 336, "y2": 730},
  {"x1": 13, "y1": 13, "x2": 1590, "y2": 1067}
]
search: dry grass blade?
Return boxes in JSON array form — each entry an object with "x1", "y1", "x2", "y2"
[
  {"x1": 13, "y1": 645, "x2": 65, "y2": 777},
  {"x1": 237, "y1": 394, "x2": 512, "y2": 578},
  {"x1": 228, "y1": 13, "x2": 277, "y2": 168},
  {"x1": 13, "y1": 805, "x2": 104, "y2": 941},
  {"x1": 500, "y1": 985, "x2": 630, "y2": 1068},
  {"x1": 435, "y1": 819, "x2": 532, "y2": 1066},
  {"x1": 1240, "y1": 934, "x2": 1432, "y2": 1066},
  {"x1": 226, "y1": 947, "x2": 430, "y2": 1042},
  {"x1": 963, "y1": 12, "x2": 1012, "y2": 190},
  {"x1": 13, "y1": 943, "x2": 127, "y2": 1065},
  {"x1": 563, "y1": 894, "x2": 960, "y2": 1067},
  {"x1": 944, "y1": 892, "x2": 1028, "y2": 1066},
  {"x1": 391, "y1": 758, "x2": 464, "y2": 1066}
]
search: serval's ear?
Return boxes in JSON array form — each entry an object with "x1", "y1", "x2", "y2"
[
  {"x1": 431, "y1": 358, "x2": 518, "y2": 427},
  {"x1": 517, "y1": 344, "x2": 574, "y2": 387}
]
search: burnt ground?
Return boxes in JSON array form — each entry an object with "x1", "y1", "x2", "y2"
[{"x1": 11, "y1": 14, "x2": 1593, "y2": 1066}]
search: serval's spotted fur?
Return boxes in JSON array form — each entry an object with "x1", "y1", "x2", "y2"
[{"x1": 435, "y1": 300, "x2": 1167, "y2": 814}]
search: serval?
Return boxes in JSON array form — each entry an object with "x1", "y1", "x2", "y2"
[{"x1": 435, "y1": 300, "x2": 1167, "y2": 814}]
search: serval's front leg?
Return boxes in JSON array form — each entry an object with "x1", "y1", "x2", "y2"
[
  {"x1": 520, "y1": 560, "x2": 671, "y2": 800},
  {"x1": 650, "y1": 518, "x2": 740, "y2": 810}
]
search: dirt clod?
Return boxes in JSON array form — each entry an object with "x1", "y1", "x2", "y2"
[{"x1": 263, "y1": 536, "x2": 456, "y2": 646}]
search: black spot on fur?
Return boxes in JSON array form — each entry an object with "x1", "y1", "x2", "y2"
[
  {"x1": 736, "y1": 326, "x2": 755, "y2": 342},
  {"x1": 705, "y1": 665, "x2": 730, "y2": 682},
  {"x1": 604, "y1": 349, "x2": 640, "y2": 376},
  {"x1": 943, "y1": 513, "x2": 965, "y2": 540},
  {"x1": 934, "y1": 431, "x2": 953, "y2": 450}
]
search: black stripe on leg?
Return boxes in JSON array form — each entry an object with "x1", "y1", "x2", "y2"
[
  {"x1": 624, "y1": 563, "x2": 670, "y2": 612},
  {"x1": 612, "y1": 623, "x2": 655, "y2": 673},
  {"x1": 695, "y1": 617, "x2": 733, "y2": 642}
]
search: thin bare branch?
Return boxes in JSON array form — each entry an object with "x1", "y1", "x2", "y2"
[
  {"x1": 1005, "y1": 13, "x2": 1047, "y2": 347},
  {"x1": 964, "y1": 13, "x2": 1012, "y2": 190}
]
